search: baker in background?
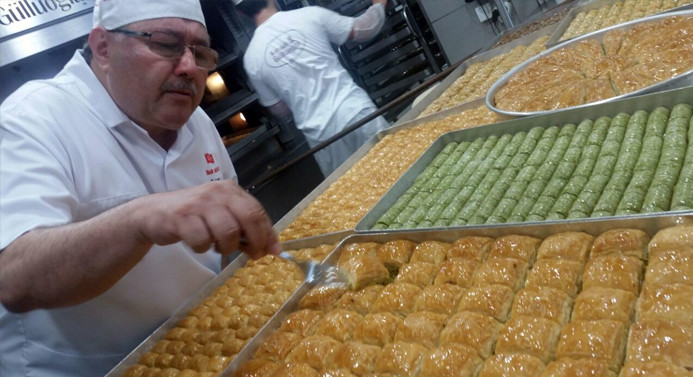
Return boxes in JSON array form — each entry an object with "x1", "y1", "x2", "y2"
[
  {"x1": 237, "y1": 0, "x2": 391, "y2": 176},
  {"x1": 0, "y1": 0, "x2": 280, "y2": 375}
]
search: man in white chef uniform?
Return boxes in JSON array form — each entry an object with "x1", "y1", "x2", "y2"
[
  {"x1": 238, "y1": 0, "x2": 391, "y2": 176},
  {"x1": 0, "y1": 0, "x2": 280, "y2": 375}
]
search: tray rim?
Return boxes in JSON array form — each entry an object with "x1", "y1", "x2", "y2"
[{"x1": 485, "y1": 9, "x2": 693, "y2": 118}]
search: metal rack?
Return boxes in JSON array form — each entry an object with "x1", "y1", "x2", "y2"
[{"x1": 310, "y1": 0, "x2": 446, "y2": 120}]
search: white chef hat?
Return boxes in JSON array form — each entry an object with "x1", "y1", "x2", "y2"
[{"x1": 92, "y1": 0, "x2": 206, "y2": 30}]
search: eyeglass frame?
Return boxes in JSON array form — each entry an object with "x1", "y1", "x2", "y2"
[{"x1": 107, "y1": 29, "x2": 219, "y2": 71}]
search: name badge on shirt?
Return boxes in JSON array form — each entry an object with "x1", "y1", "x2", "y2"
[{"x1": 203, "y1": 153, "x2": 223, "y2": 181}]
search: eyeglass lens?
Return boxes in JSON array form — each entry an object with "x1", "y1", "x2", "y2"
[{"x1": 148, "y1": 31, "x2": 218, "y2": 70}]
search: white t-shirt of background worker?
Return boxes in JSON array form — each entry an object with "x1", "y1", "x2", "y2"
[
  {"x1": 244, "y1": 6, "x2": 389, "y2": 175},
  {"x1": 0, "y1": 51, "x2": 236, "y2": 377}
]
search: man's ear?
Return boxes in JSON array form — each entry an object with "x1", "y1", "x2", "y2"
[{"x1": 88, "y1": 28, "x2": 110, "y2": 67}]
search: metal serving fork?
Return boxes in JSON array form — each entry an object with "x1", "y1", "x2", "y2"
[{"x1": 279, "y1": 251, "x2": 346, "y2": 286}]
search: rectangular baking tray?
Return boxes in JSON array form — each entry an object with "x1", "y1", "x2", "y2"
[
  {"x1": 546, "y1": 0, "x2": 693, "y2": 47},
  {"x1": 218, "y1": 212, "x2": 692, "y2": 376},
  {"x1": 487, "y1": 9, "x2": 693, "y2": 118},
  {"x1": 395, "y1": 22, "x2": 559, "y2": 125},
  {"x1": 104, "y1": 233, "x2": 348, "y2": 377},
  {"x1": 355, "y1": 85, "x2": 693, "y2": 232},
  {"x1": 272, "y1": 95, "x2": 494, "y2": 241}
]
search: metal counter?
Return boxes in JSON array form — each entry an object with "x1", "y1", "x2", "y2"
[
  {"x1": 357, "y1": 85, "x2": 693, "y2": 231},
  {"x1": 486, "y1": 10, "x2": 693, "y2": 118},
  {"x1": 220, "y1": 212, "x2": 692, "y2": 376}
]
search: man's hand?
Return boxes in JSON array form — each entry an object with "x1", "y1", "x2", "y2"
[
  {"x1": 132, "y1": 180, "x2": 280, "y2": 259},
  {"x1": 372, "y1": 0, "x2": 387, "y2": 7}
]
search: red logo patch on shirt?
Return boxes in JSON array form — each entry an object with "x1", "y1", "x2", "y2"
[{"x1": 204, "y1": 153, "x2": 215, "y2": 164}]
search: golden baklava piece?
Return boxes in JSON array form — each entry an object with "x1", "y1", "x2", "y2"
[
  {"x1": 495, "y1": 316, "x2": 562, "y2": 364},
  {"x1": 352, "y1": 312, "x2": 403, "y2": 347},
  {"x1": 313, "y1": 309, "x2": 363, "y2": 343},
  {"x1": 415, "y1": 283, "x2": 465, "y2": 315},
  {"x1": 418, "y1": 344, "x2": 483, "y2": 377},
  {"x1": 280, "y1": 309, "x2": 324, "y2": 337},
  {"x1": 447, "y1": 236, "x2": 493, "y2": 262},
  {"x1": 556, "y1": 320, "x2": 627, "y2": 371},
  {"x1": 541, "y1": 358, "x2": 616, "y2": 377},
  {"x1": 394, "y1": 311, "x2": 448, "y2": 348},
  {"x1": 370, "y1": 282, "x2": 422, "y2": 316},
  {"x1": 473, "y1": 257, "x2": 529, "y2": 292},
  {"x1": 590, "y1": 229, "x2": 649, "y2": 261},
  {"x1": 439, "y1": 311, "x2": 502, "y2": 358},
  {"x1": 254, "y1": 331, "x2": 303, "y2": 362},
  {"x1": 644, "y1": 254, "x2": 693, "y2": 286},
  {"x1": 487, "y1": 235, "x2": 542, "y2": 266},
  {"x1": 373, "y1": 341, "x2": 428, "y2": 377},
  {"x1": 510, "y1": 286, "x2": 573, "y2": 326},
  {"x1": 338, "y1": 255, "x2": 391, "y2": 290},
  {"x1": 648, "y1": 224, "x2": 693, "y2": 256},
  {"x1": 572, "y1": 287, "x2": 636, "y2": 324},
  {"x1": 619, "y1": 361, "x2": 693, "y2": 377},
  {"x1": 457, "y1": 284, "x2": 515, "y2": 322},
  {"x1": 335, "y1": 285, "x2": 383, "y2": 315},
  {"x1": 337, "y1": 243, "x2": 380, "y2": 266},
  {"x1": 625, "y1": 320, "x2": 693, "y2": 369},
  {"x1": 330, "y1": 341, "x2": 382, "y2": 376},
  {"x1": 525, "y1": 258, "x2": 584, "y2": 297},
  {"x1": 286, "y1": 336, "x2": 343, "y2": 371},
  {"x1": 269, "y1": 362, "x2": 320, "y2": 377},
  {"x1": 395, "y1": 262, "x2": 438, "y2": 288},
  {"x1": 433, "y1": 258, "x2": 479, "y2": 287},
  {"x1": 582, "y1": 255, "x2": 644, "y2": 295},
  {"x1": 232, "y1": 358, "x2": 281, "y2": 377},
  {"x1": 636, "y1": 283, "x2": 693, "y2": 324},
  {"x1": 478, "y1": 353, "x2": 545, "y2": 377},
  {"x1": 300, "y1": 286, "x2": 348, "y2": 312},
  {"x1": 409, "y1": 241, "x2": 450, "y2": 266},
  {"x1": 376, "y1": 240, "x2": 415, "y2": 274},
  {"x1": 536, "y1": 232, "x2": 594, "y2": 264}
]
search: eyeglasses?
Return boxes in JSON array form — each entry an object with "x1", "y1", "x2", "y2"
[{"x1": 108, "y1": 29, "x2": 219, "y2": 70}]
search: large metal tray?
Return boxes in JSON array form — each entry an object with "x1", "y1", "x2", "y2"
[
  {"x1": 356, "y1": 85, "x2": 693, "y2": 232},
  {"x1": 273, "y1": 95, "x2": 495, "y2": 241},
  {"x1": 486, "y1": 10, "x2": 693, "y2": 118},
  {"x1": 394, "y1": 22, "x2": 560, "y2": 125},
  {"x1": 105, "y1": 234, "x2": 347, "y2": 377},
  {"x1": 546, "y1": 0, "x2": 693, "y2": 47},
  {"x1": 219, "y1": 212, "x2": 693, "y2": 376}
]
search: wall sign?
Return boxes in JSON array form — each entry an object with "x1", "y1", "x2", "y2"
[{"x1": 0, "y1": 0, "x2": 94, "y2": 40}]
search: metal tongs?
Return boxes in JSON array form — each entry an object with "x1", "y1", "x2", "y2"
[{"x1": 279, "y1": 251, "x2": 346, "y2": 286}]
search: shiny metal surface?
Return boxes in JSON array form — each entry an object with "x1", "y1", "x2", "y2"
[
  {"x1": 357, "y1": 86, "x2": 693, "y2": 231},
  {"x1": 395, "y1": 22, "x2": 559, "y2": 125},
  {"x1": 486, "y1": 10, "x2": 693, "y2": 118},
  {"x1": 219, "y1": 212, "x2": 692, "y2": 376},
  {"x1": 0, "y1": 11, "x2": 91, "y2": 67}
]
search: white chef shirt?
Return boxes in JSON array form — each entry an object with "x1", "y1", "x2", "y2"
[
  {"x1": 0, "y1": 50, "x2": 236, "y2": 376},
  {"x1": 243, "y1": 6, "x2": 389, "y2": 175}
]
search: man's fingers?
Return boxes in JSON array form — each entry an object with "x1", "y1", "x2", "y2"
[
  {"x1": 226, "y1": 190, "x2": 278, "y2": 258},
  {"x1": 177, "y1": 215, "x2": 213, "y2": 253},
  {"x1": 204, "y1": 208, "x2": 241, "y2": 255}
]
